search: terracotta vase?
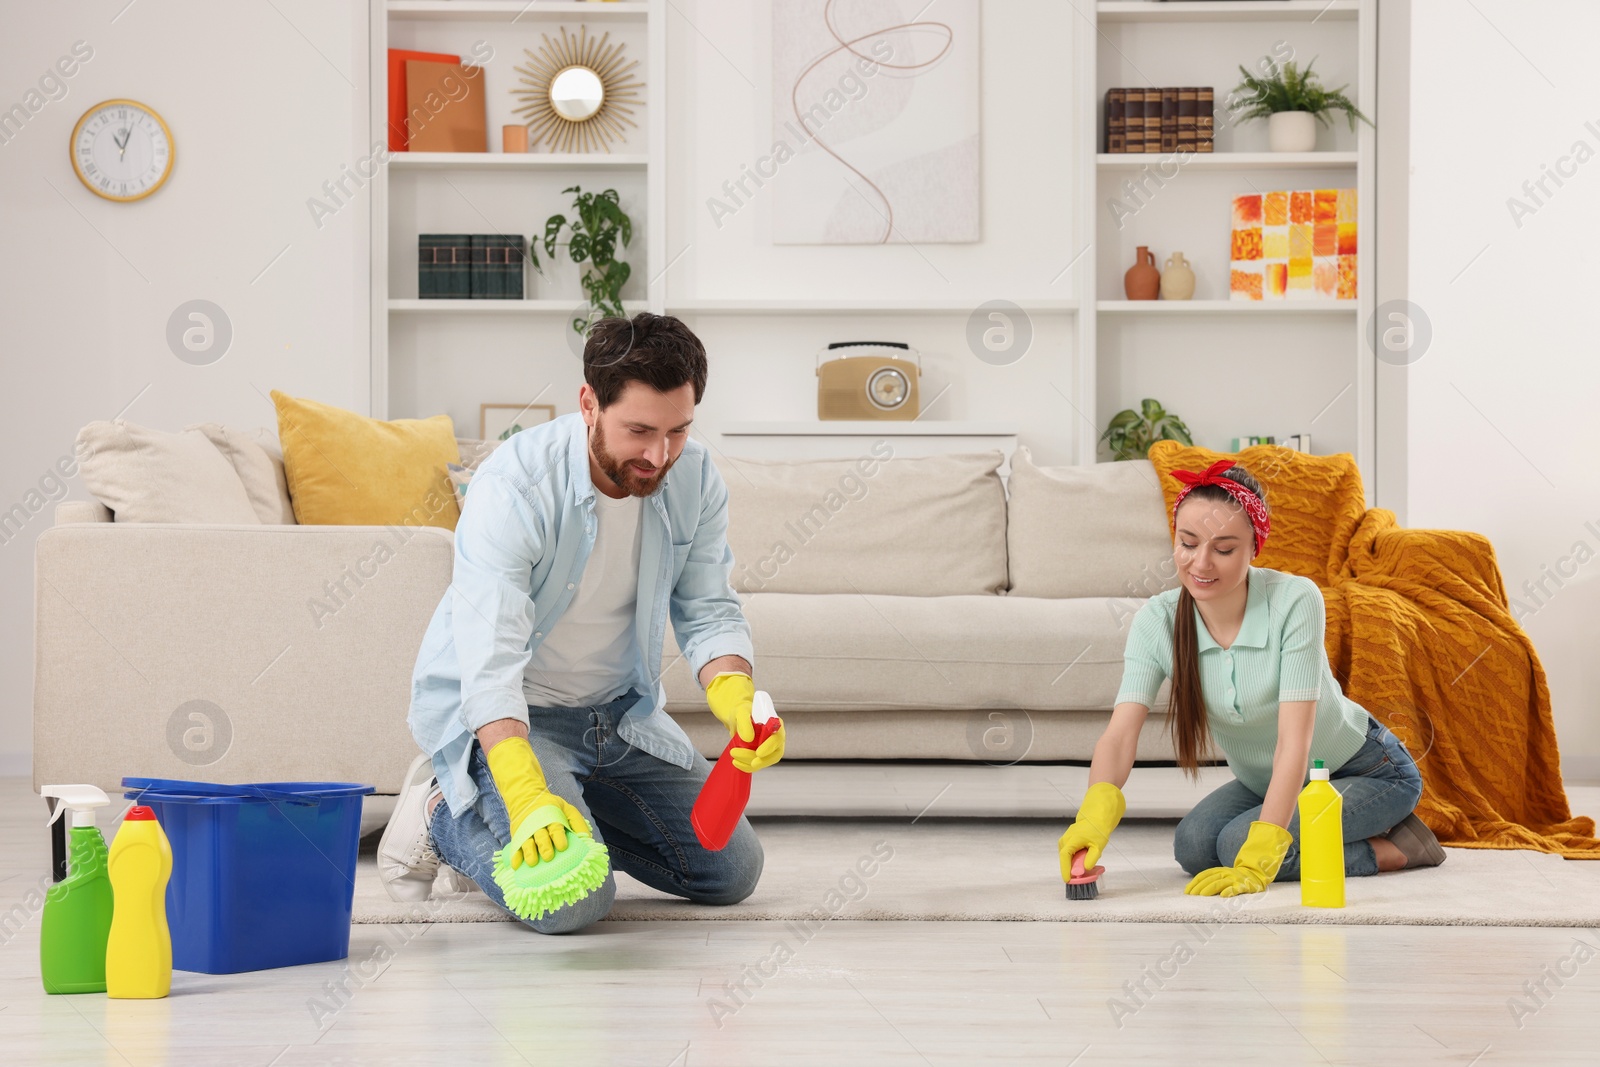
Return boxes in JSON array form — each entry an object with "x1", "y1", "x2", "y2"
[
  {"x1": 1124, "y1": 246, "x2": 1160, "y2": 300},
  {"x1": 1161, "y1": 252, "x2": 1196, "y2": 300}
]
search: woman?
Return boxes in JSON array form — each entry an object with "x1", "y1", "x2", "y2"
[{"x1": 1058, "y1": 460, "x2": 1445, "y2": 896}]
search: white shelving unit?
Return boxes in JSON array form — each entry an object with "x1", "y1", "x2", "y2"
[
  {"x1": 368, "y1": 0, "x2": 662, "y2": 422},
  {"x1": 1086, "y1": 0, "x2": 1377, "y2": 489},
  {"x1": 368, "y1": 0, "x2": 1378, "y2": 480}
]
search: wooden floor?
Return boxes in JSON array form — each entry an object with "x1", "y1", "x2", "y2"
[{"x1": 4, "y1": 776, "x2": 1597, "y2": 1065}]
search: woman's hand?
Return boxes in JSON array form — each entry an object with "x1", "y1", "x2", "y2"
[{"x1": 1184, "y1": 820, "x2": 1293, "y2": 896}]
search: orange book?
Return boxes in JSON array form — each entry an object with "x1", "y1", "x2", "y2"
[
  {"x1": 388, "y1": 49, "x2": 459, "y2": 151},
  {"x1": 406, "y1": 61, "x2": 487, "y2": 153}
]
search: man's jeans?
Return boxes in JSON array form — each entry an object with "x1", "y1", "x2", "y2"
[
  {"x1": 429, "y1": 689, "x2": 764, "y2": 933},
  {"x1": 1174, "y1": 715, "x2": 1424, "y2": 880}
]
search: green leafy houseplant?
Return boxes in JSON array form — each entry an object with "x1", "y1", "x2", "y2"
[
  {"x1": 1230, "y1": 58, "x2": 1372, "y2": 130},
  {"x1": 543, "y1": 185, "x2": 633, "y2": 335},
  {"x1": 1100, "y1": 399, "x2": 1194, "y2": 461}
]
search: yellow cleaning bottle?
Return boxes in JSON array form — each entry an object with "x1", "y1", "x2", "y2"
[
  {"x1": 106, "y1": 805, "x2": 173, "y2": 999},
  {"x1": 1299, "y1": 759, "x2": 1345, "y2": 908}
]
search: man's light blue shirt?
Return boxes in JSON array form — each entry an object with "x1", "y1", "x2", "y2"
[{"x1": 409, "y1": 413, "x2": 754, "y2": 816}]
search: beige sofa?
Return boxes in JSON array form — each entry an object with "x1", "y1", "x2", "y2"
[{"x1": 33, "y1": 422, "x2": 1182, "y2": 797}]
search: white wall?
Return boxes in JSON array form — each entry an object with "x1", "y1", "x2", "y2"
[
  {"x1": 0, "y1": 1, "x2": 369, "y2": 773},
  {"x1": 664, "y1": 0, "x2": 1085, "y2": 465},
  {"x1": 1409, "y1": 0, "x2": 1600, "y2": 778}
]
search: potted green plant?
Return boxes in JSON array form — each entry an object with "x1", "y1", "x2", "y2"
[
  {"x1": 543, "y1": 185, "x2": 633, "y2": 335},
  {"x1": 1230, "y1": 58, "x2": 1372, "y2": 153},
  {"x1": 1100, "y1": 399, "x2": 1193, "y2": 461}
]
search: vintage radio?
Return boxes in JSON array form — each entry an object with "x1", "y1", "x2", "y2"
[{"x1": 815, "y1": 342, "x2": 921, "y2": 421}]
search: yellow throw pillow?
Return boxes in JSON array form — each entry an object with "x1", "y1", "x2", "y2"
[{"x1": 270, "y1": 390, "x2": 460, "y2": 529}]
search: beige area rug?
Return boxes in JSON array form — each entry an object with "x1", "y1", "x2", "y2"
[{"x1": 351, "y1": 818, "x2": 1600, "y2": 928}]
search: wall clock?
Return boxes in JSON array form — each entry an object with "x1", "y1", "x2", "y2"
[{"x1": 70, "y1": 99, "x2": 174, "y2": 202}]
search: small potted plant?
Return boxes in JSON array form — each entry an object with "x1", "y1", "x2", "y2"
[
  {"x1": 543, "y1": 185, "x2": 633, "y2": 335},
  {"x1": 1230, "y1": 57, "x2": 1372, "y2": 153},
  {"x1": 1100, "y1": 398, "x2": 1193, "y2": 461}
]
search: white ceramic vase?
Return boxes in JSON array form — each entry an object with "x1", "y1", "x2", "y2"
[{"x1": 1268, "y1": 111, "x2": 1318, "y2": 152}]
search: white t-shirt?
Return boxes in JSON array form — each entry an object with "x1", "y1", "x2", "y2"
[{"x1": 521, "y1": 491, "x2": 643, "y2": 708}]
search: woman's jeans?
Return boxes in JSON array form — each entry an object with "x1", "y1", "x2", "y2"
[
  {"x1": 1174, "y1": 716, "x2": 1423, "y2": 880},
  {"x1": 428, "y1": 690, "x2": 764, "y2": 933}
]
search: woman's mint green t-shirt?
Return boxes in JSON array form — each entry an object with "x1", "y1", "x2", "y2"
[{"x1": 1115, "y1": 566, "x2": 1369, "y2": 795}]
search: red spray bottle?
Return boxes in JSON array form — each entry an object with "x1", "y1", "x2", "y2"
[{"x1": 692, "y1": 690, "x2": 781, "y2": 851}]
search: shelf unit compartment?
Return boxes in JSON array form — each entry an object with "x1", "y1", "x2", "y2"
[
  {"x1": 385, "y1": 13, "x2": 650, "y2": 157},
  {"x1": 1096, "y1": 314, "x2": 1357, "y2": 458},
  {"x1": 385, "y1": 165, "x2": 649, "y2": 304},
  {"x1": 1095, "y1": 167, "x2": 1358, "y2": 303},
  {"x1": 1096, "y1": 17, "x2": 1363, "y2": 156}
]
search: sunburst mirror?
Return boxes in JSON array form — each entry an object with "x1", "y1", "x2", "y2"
[{"x1": 512, "y1": 26, "x2": 643, "y2": 153}]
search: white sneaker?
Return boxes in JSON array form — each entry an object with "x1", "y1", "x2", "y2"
[{"x1": 377, "y1": 753, "x2": 443, "y2": 902}]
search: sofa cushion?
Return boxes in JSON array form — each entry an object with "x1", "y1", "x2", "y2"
[
  {"x1": 270, "y1": 390, "x2": 459, "y2": 529},
  {"x1": 1006, "y1": 448, "x2": 1178, "y2": 599},
  {"x1": 75, "y1": 421, "x2": 259, "y2": 524},
  {"x1": 718, "y1": 450, "x2": 1008, "y2": 596},
  {"x1": 663, "y1": 591, "x2": 1165, "y2": 714},
  {"x1": 187, "y1": 423, "x2": 296, "y2": 525}
]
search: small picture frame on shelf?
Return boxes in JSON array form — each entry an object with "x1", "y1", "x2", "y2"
[{"x1": 481, "y1": 402, "x2": 556, "y2": 442}]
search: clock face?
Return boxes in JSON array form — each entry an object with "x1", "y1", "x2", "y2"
[
  {"x1": 71, "y1": 100, "x2": 173, "y2": 202},
  {"x1": 867, "y1": 367, "x2": 910, "y2": 410}
]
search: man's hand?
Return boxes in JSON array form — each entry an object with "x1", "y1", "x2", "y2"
[
  {"x1": 706, "y1": 671, "x2": 785, "y2": 772},
  {"x1": 706, "y1": 670, "x2": 756, "y2": 742},
  {"x1": 484, "y1": 736, "x2": 590, "y2": 869}
]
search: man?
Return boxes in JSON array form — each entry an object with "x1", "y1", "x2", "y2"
[{"x1": 378, "y1": 313, "x2": 784, "y2": 932}]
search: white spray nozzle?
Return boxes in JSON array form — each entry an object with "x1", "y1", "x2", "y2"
[
  {"x1": 752, "y1": 690, "x2": 777, "y2": 726},
  {"x1": 41, "y1": 784, "x2": 111, "y2": 828}
]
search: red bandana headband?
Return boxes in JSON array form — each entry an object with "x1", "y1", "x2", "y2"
[{"x1": 1170, "y1": 460, "x2": 1270, "y2": 552}]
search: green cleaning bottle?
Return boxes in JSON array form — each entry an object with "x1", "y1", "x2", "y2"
[
  {"x1": 1299, "y1": 760, "x2": 1345, "y2": 908},
  {"x1": 39, "y1": 785, "x2": 114, "y2": 994}
]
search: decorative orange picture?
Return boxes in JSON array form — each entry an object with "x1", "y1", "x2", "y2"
[{"x1": 1230, "y1": 189, "x2": 1356, "y2": 301}]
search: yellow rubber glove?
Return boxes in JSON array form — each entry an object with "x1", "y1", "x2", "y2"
[
  {"x1": 1184, "y1": 821, "x2": 1294, "y2": 897},
  {"x1": 1057, "y1": 781, "x2": 1127, "y2": 880},
  {"x1": 706, "y1": 671, "x2": 756, "y2": 743},
  {"x1": 706, "y1": 671, "x2": 784, "y2": 773},
  {"x1": 731, "y1": 721, "x2": 785, "y2": 774},
  {"x1": 484, "y1": 736, "x2": 591, "y2": 871}
]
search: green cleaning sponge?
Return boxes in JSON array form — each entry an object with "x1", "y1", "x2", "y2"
[{"x1": 492, "y1": 805, "x2": 611, "y2": 922}]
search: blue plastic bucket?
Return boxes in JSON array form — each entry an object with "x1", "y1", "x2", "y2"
[{"x1": 121, "y1": 777, "x2": 375, "y2": 975}]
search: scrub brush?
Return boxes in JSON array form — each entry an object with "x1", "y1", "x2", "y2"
[
  {"x1": 492, "y1": 805, "x2": 610, "y2": 921},
  {"x1": 1065, "y1": 849, "x2": 1104, "y2": 901}
]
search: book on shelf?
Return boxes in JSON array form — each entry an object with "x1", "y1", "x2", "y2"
[
  {"x1": 1101, "y1": 86, "x2": 1214, "y2": 155},
  {"x1": 1122, "y1": 88, "x2": 1144, "y2": 153},
  {"x1": 1105, "y1": 88, "x2": 1127, "y2": 153},
  {"x1": 422, "y1": 235, "x2": 528, "y2": 299},
  {"x1": 1197, "y1": 87, "x2": 1215, "y2": 152},
  {"x1": 419, "y1": 234, "x2": 469, "y2": 299},
  {"x1": 1160, "y1": 88, "x2": 1178, "y2": 153},
  {"x1": 386, "y1": 48, "x2": 459, "y2": 151},
  {"x1": 1228, "y1": 434, "x2": 1312, "y2": 453},
  {"x1": 1177, "y1": 87, "x2": 1197, "y2": 153},
  {"x1": 405, "y1": 60, "x2": 487, "y2": 153}
]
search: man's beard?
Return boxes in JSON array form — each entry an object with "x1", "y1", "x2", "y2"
[{"x1": 591, "y1": 420, "x2": 675, "y2": 497}]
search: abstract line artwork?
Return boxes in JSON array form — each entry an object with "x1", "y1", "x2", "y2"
[{"x1": 770, "y1": 0, "x2": 980, "y2": 245}]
